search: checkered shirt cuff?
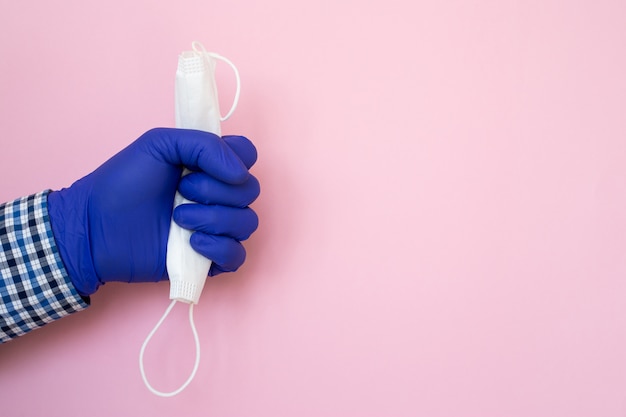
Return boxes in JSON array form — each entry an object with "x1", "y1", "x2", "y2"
[{"x1": 0, "y1": 191, "x2": 89, "y2": 343}]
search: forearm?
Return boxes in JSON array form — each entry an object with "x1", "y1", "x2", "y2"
[{"x1": 0, "y1": 191, "x2": 89, "y2": 343}]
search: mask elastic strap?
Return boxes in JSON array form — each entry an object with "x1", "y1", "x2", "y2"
[
  {"x1": 191, "y1": 41, "x2": 241, "y2": 122},
  {"x1": 139, "y1": 300, "x2": 201, "y2": 397}
]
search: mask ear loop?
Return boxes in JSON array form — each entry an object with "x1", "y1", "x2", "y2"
[
  {"x1": 139, "y1": 300, "x2": 201, "y2": 397},
  {"x1": 191, "y1": 41, "x2": 241, "y2": 122}
]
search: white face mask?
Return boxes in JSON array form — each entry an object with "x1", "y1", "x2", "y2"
[{"x1": 139, "y1": 41, "x2": 241, "y2": 398}]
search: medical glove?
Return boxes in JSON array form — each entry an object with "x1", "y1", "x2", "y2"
[{"x1": 47, "y1": 128, "x2": 260, "y2": 297}]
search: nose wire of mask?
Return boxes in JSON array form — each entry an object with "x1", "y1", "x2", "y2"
[{"x1": 139, "y1": 42, "x2": 241, "y2": 398}]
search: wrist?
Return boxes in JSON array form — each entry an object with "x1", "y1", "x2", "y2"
[{"x1": 47, "y1": 185, "x2": 101, "y2": 296}]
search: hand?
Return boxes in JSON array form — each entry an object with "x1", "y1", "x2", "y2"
[{"x1": 47, "y1": 128, "x2": 260, "y2": 296}]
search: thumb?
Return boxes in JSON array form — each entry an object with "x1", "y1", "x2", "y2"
[
  {"x1": 140, "y1": 128, "x2": 249, "y2": 184},
  {"x1": 223, "y1": 135, "x2": 258, "y2": 169}
]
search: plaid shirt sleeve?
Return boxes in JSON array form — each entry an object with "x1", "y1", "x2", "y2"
[{"x1": 0, "y1": 191, "x2": 89, "y2": 343}]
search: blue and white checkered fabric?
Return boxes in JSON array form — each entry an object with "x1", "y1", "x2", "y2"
[{"x1": 0, "y1": 191, "x2": 88, "y2": 343}]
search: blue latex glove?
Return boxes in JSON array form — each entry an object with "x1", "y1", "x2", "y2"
[{"x1": 47, "y1": 128, "x2": 260, "y2": 296}]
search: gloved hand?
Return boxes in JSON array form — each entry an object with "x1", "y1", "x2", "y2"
[{"x1": 47, "y1": 128, "x2": 260, "y2": 297}]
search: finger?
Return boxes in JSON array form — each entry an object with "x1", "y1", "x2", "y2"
[
  {"x1": 222, "y1": 135, "x2": 258, "y2": 169},
  {"x1": 140, "y1": 128, "x2": 249, "y2": 184},
  {"x1": 178, "y1": 172, "x2": 260, "y2": 207},
  {"x1": 174, "y1": 205, "x2": 258, "y2": 240},
  {"x1": 209, "y1": 262, "x2": 236, "y2": 277},
  {"x1": 189, "y1": 233, "x2": 246, "y2": 273}
]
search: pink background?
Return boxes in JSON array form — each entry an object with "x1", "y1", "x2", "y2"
[{"x1": 1, "y1": 0, "x2": 626, "y2": 416}]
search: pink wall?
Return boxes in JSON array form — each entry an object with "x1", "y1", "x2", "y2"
[{"x1": 1, "y1": 1, "x2": 626, "y2": 415}]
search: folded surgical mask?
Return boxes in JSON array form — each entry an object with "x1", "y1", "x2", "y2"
[{"x1": 139, "y1": 41, "x2": 241, "y2": 397}]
